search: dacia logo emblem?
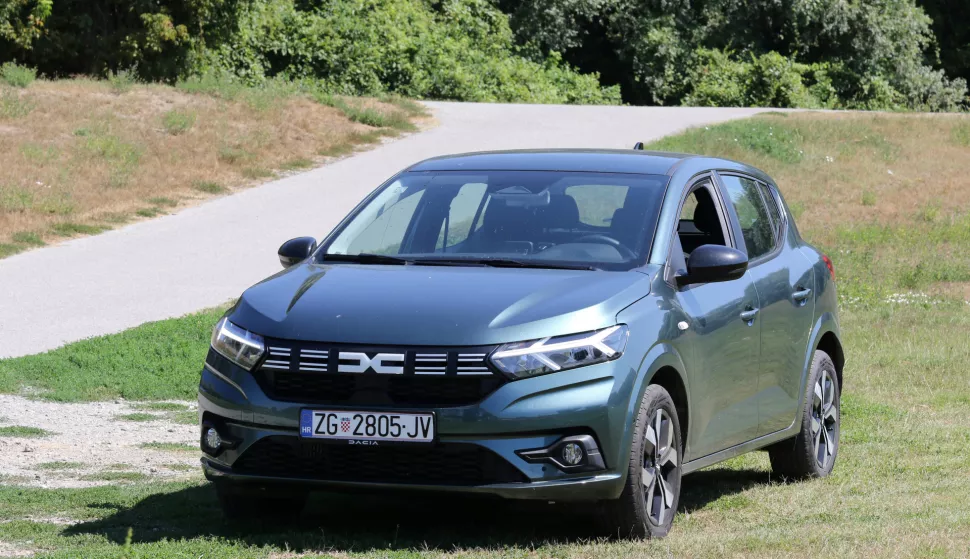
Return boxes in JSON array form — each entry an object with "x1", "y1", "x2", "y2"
[{"x1": 337, "y1": 352, "x2": 405, "y2": 374}]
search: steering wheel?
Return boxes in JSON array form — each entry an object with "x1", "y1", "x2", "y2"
[{"x1": 575, "y1": 234, "x2": 637, "y2": 259}]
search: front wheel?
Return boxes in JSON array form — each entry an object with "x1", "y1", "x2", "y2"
[
  {"x1": 768, "y1": 350, "x2": 841, "y2": 478},
  {"x1": 601, "y1": 384, "x2": 682, "y2": 538}
]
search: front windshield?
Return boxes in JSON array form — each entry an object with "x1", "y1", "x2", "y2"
[{"x1": 321, "y1": 170, "x2": 667, "y2": 271}]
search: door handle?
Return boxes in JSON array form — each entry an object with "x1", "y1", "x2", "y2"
[
  {"x1": 792, "y1": 287, "x2": 812, "y2": 302},
  {"x1": 740, "y1": 308, "x2": 759, "y2": 322}
]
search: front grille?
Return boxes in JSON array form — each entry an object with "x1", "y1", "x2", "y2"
[
  {"x1": 254, "y1": 339, "x2": 507, "y2": 407},
  {"x1": 269, "y1": 373, "x2": 505, "y2": 407},
  {"x1": 233, "y1": 436, "x2": 529, "y2": 486}
]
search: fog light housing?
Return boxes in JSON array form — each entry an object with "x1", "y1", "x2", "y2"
[
  {"x1": 561, "y1": 442, "x2": 584, "y2": 466},
  {"x1": 518, "y1": 434, "x2": 605, "y2": 472}
]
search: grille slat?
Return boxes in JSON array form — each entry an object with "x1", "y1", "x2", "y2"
[{"x1": 233, "y1": 436, "x2": 528, "y2": 486}]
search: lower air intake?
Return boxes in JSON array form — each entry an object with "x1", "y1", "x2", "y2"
[{"x1": 232, "y1": 436, "x2": 530, "y2": 486}]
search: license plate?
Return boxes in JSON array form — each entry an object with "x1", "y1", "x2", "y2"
[{"x1": 300, "y1": 409, "x2": 435, "y2": 443}]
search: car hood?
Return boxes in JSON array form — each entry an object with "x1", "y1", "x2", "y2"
[{"x1": 229, "y1": 262, "x2": 654, "y2": 346}]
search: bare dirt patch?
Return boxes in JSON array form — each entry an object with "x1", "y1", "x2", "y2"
[
  {"x1": 0, "y1": 395, "x2": 198, "y2": 488},
  {"x1": 0, "y1": 540, "x2": 35, "y2": 557}
]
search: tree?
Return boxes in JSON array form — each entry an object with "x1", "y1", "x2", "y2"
[
  {"x1": 0, "y1": 0, "x2": 52, "y2": 50},
  {"x1": 498, "y1": 0, "x2": 967, "y2": 110}
]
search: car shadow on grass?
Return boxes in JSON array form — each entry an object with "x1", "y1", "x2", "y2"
[{"x1": 66, "y1": 468, "x2": 771, "y2": 551}]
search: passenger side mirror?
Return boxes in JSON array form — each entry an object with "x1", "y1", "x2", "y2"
[
  {"x1": 278, "y1": 237, "x2": 317, "y2": 268},
  {"x1": 677, "y1": 244, "x2": 747, "y2": 286}
]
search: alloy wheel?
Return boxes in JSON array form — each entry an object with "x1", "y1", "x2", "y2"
[
  {"x1": 642, "y1": 409, "x2": 678, "y2": 526},
  {"x1": 811, "y1": 369, "x2": 839, "y2": 469}
]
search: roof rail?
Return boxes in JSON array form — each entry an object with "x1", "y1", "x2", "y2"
[{"x1": 632, "y1": 142, "x2": 644, "y2": 150}]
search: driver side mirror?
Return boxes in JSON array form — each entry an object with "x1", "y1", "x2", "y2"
[
  {"x1": 278, "y1": 237, "x2": 317, "y2": 268},
  {"x1": 676, "y1": 244, "x2": 747, "y2": 286}
]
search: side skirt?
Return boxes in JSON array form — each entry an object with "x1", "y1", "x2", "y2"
[{"x1": 681, "y1": 424, "x2": 799, "y2": 475}]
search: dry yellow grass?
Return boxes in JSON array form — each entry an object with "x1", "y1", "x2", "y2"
[
  {"x1": 760, "y1": 112, "x2": 970, "y2": 242},
  {"x1": 0, "y1": 79, "x2": 424, "y2": 257},
  {"x1": 653, "y1": 111, "x2": 970, "y2": 242}
]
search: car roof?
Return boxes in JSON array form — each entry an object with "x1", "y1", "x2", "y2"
[{"x1": 405, "y1": 149, "x2": 772, "y2": 182}]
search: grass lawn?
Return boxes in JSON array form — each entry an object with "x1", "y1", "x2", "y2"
[
  {"x1": 0, "y1": 73, "x2": 426, "y2": 260},
  {"x1": 1, "y1": 112, "x2": 969, "y2": 557}
]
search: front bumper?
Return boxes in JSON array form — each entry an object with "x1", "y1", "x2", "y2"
[{"x1": 198, "y1": 352, "x2": 638, "y2": 502}]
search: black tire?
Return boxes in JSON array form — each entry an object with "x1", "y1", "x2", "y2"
[
  {"x1": 768, "y1": 350, "x2": 841, "y2": 479},
  {"x1": 600, "y1": 384, "x2": 683, "y2": 539},
  {"x1": 215, "y1": 481, "x2": 308, "y2": 522}
]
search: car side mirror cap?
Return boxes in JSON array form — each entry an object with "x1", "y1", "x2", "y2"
[
  {"x1": 278, "y1": 237, "x2": 317, "y2": 268},
  {"x1": 677, "y1": 244, "x2": 748, "y2": 286}
]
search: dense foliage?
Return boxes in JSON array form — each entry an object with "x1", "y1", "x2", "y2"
[
  {"x1": 0, "y1": 0, "x2": 619, "y2": 104},
  {"x1": 0, "y1": 0, "x2": 50, "y2": 49},
  {"x1": 499, "y1": 0, "x2": 968, "y2": 110},
  {"x1": 203, "y1": 0, "x2": 619, "y2": 103},
  {"x1": 0, "y1": 0, "x2": 967, "y2": 109}
]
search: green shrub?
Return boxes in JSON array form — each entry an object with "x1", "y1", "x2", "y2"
[
  {"x1": 107, "y1": 70, "x2": 136, "y2": 94},
  {"x1": 200, "y1": 0, "x2": 619, "y2": 104},
  {"x1": 1, "y1": 62, "x2": 36, "y2": 87},
  {"x1": 161, "y1": 109, "x2": 196, "y2": 135},
  {"x1": 503, "y1": 0, "x2": 968, "y2": 110},
  {"x1": 685, "y1": 49, "x2": 836, "y2": 109}
]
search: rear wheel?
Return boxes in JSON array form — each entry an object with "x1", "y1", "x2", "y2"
[
  {"x1": 601, "y1": 384, "x2": 682, "y2": 538},
  {"x1": 768, "y1": 350, "x2": 841, "y2": 479},
  {"x1": 215, "y1": 481, "x2": 308, "y2": 522}
]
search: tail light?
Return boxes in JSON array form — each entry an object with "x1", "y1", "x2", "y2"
[{"x1": 822, "y1": 254, "x2": 836, "y2": 282}]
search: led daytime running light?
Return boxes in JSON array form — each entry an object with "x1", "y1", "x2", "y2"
[{"x1": 491, "y1": 325, "x2": 624, "y2": 372}]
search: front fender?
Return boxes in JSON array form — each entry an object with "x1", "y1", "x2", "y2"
[{"x1": 609, "y1": 342, "x2": 691, "y2": 481}]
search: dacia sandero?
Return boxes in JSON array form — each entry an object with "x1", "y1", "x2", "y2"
[{"x1": 199, "y1": 149, "x2": 844, "y2": 538}]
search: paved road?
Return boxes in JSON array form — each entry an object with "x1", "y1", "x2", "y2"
[{"x1": 0, "y1": 102, "x2": 766, "y2": 358}]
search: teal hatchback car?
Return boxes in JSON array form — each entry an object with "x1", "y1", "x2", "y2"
[{"x1": 199, "y1": 149, "x2": 844, "y2": 538}]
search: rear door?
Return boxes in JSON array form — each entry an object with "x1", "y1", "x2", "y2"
[{"x1": 717, "y1": 174, "x2": 815, "y2": 436}]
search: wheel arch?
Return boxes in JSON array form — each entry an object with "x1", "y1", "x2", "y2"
[
  {"x1": 647, "y1": 366, "x2": 689, "y2": 453},
  {"x1": 815, "y1": 330, "x2": 844, "y2": 391},
  {"x1": 794, "y1": 312, "x2": 844, "y2": 426},
  {"x1": 631, "y1": 344, "x2": 691, "y2": 457}
]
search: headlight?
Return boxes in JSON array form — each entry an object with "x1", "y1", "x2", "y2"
[
  {"x1": 211, "y1": 317, "x2": 265, "y2": 370},
  {"x1": 490, "y1": 325, "x2": 629, "y2": 379}
]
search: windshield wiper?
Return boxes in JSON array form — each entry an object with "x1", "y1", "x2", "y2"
[
  {"x1": 323, "y1": 253, "x2": 412, "y2": 265},
  {"x1": 323, "y1": 254, "x2": 599, "y2": 270},
  {"x1": 413, "y1": 258, "x2": 599, "y2": 271}
]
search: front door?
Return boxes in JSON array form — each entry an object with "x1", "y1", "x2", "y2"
[{"x1": 668, "y1": 179, "x2": 762, "y2": 459}]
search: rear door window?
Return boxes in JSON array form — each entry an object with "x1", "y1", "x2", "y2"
[
  {"x1": 758, "y1": 182, "x2": 785, "y2": 243},
  {"x1": 720, "y1": 174, "x2": 776, "y2": 259}
]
